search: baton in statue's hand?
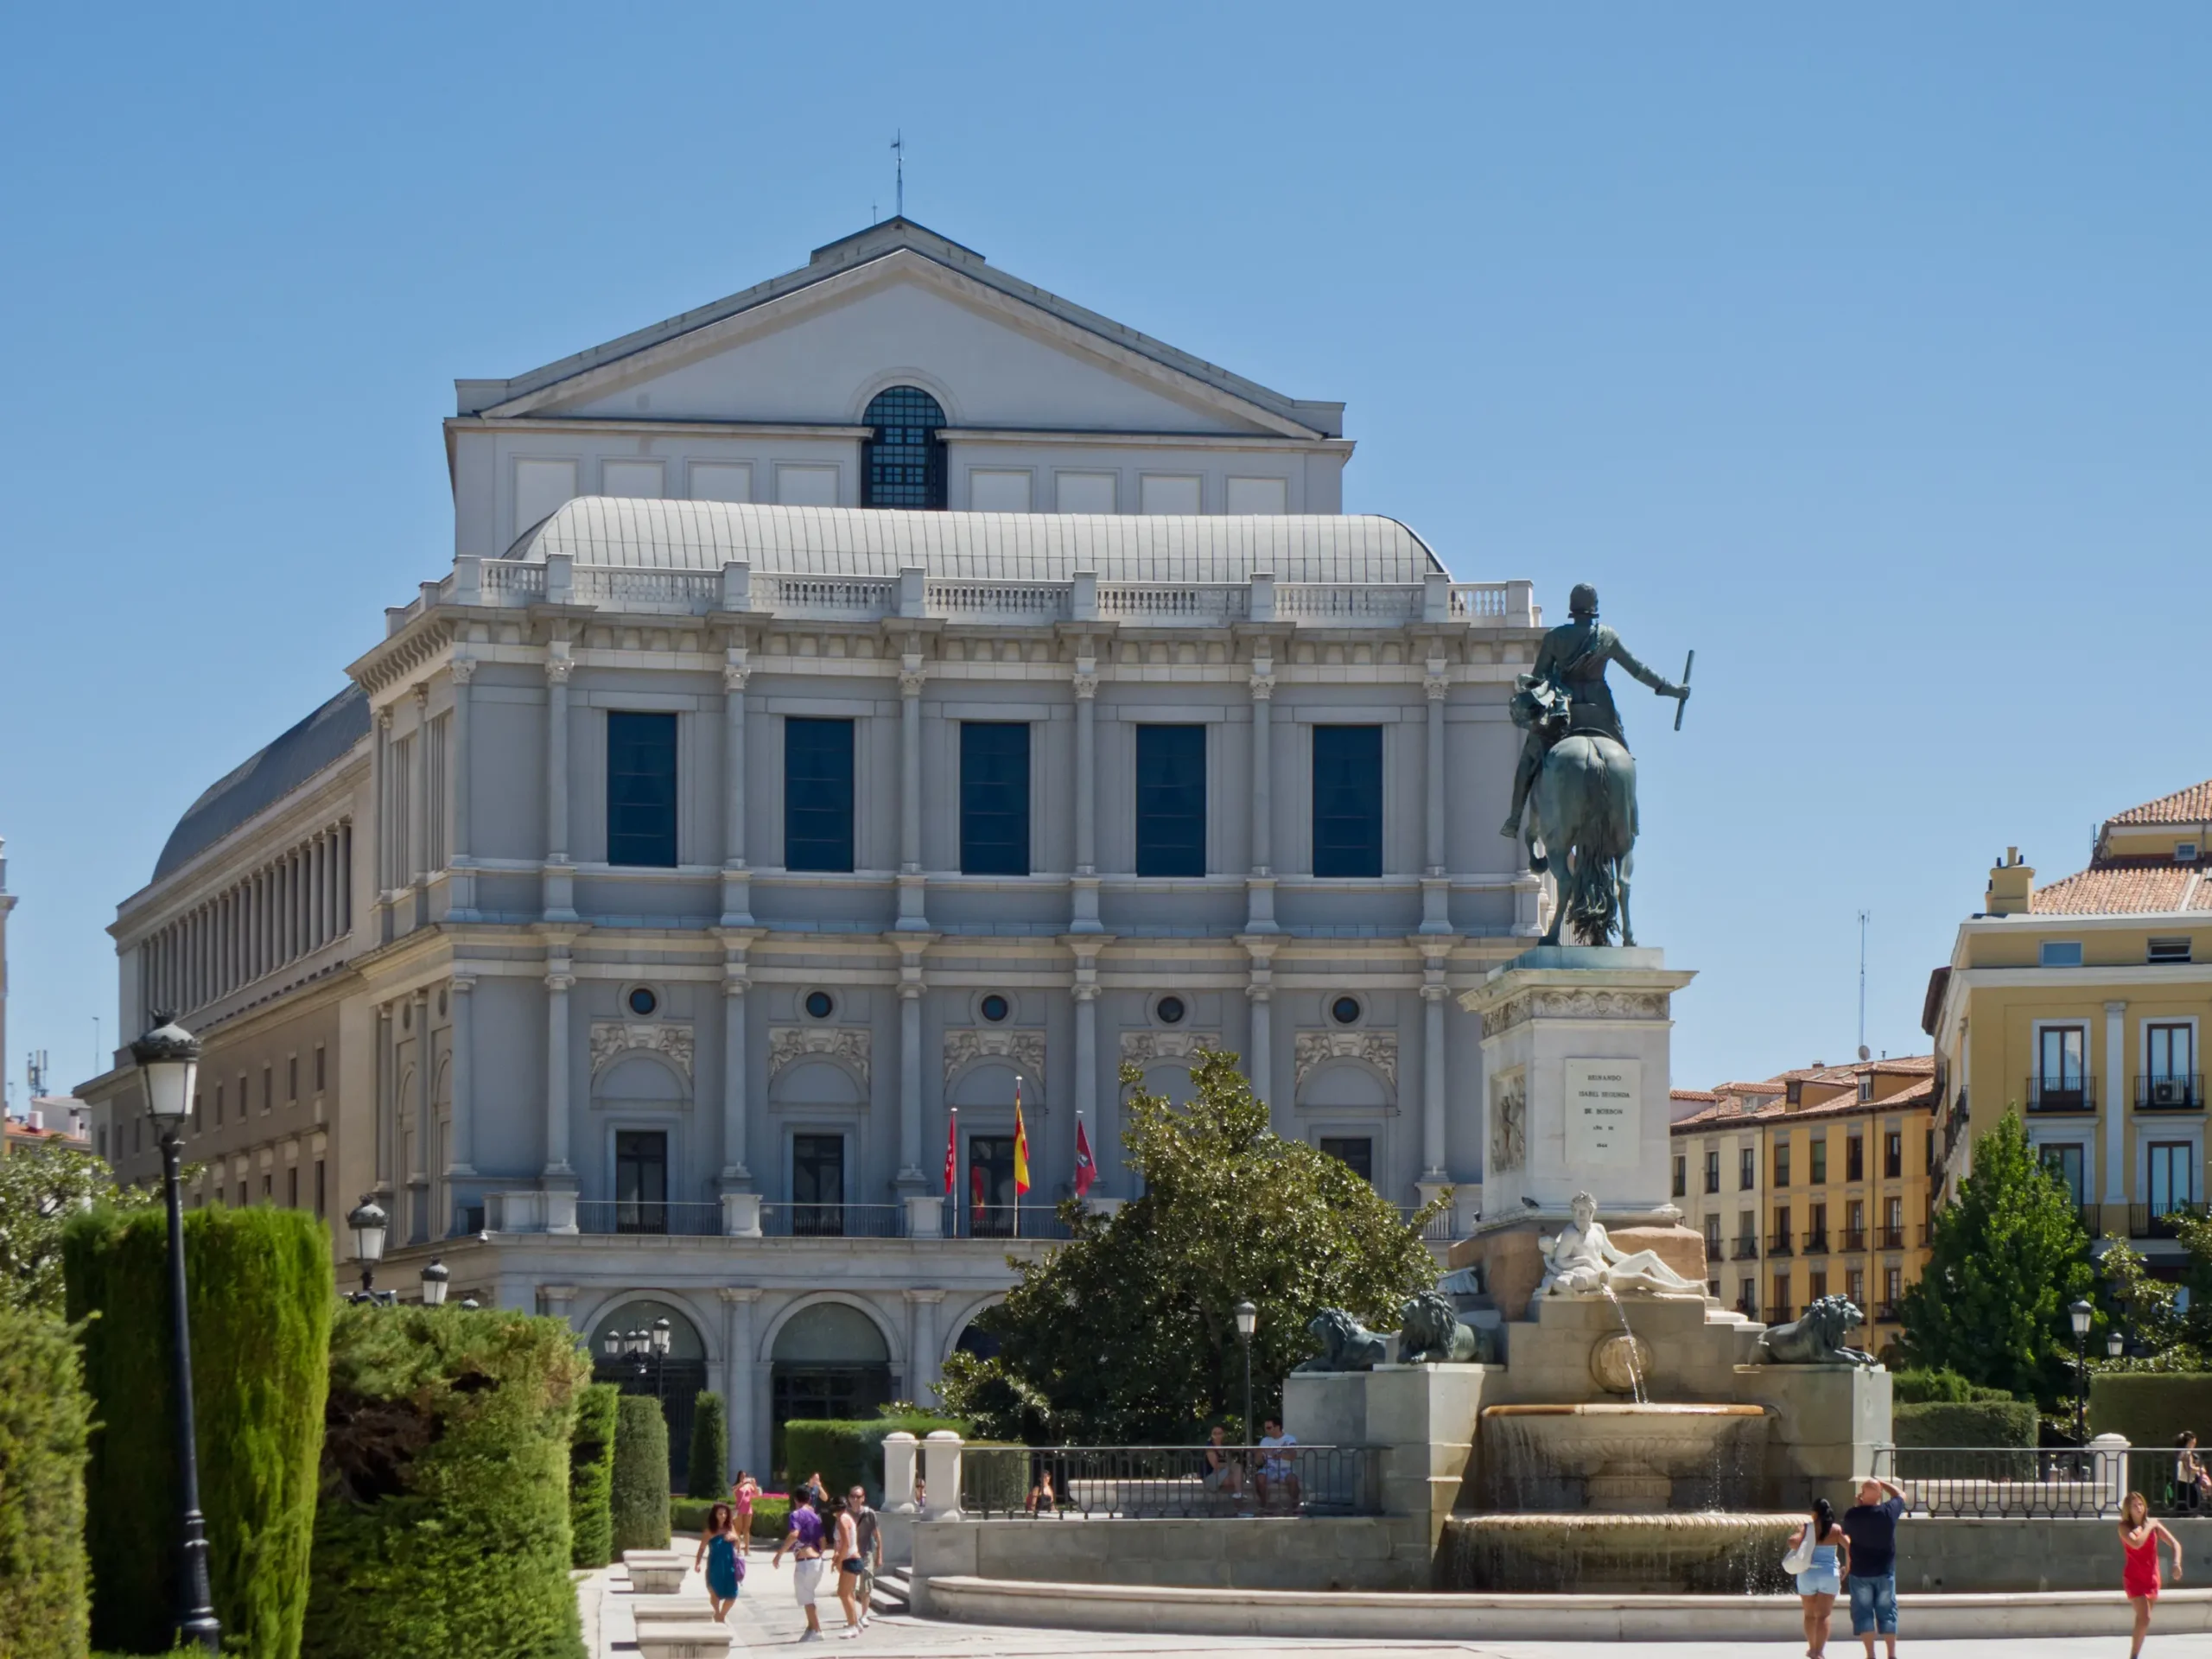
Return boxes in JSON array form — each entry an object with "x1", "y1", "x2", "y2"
[{"x1": 1673, "y1": 649, "x2": 1694, "y2": 732}]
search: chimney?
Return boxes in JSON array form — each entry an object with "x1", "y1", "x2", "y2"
[{"x1": 1986, "y1": 846, "x2": 2035, "y2": 916}]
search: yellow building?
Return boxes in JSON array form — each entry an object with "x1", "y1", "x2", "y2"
[
  {"x1": 1924, "y1": 779, "x2": 2212, "y2": 1276},
  {"x1": 1670, "y1": 1056, "x2": 1938, "y2": 1355}
]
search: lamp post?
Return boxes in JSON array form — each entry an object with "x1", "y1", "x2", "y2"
[
  {"x1": 652, "y1": 1317, "x2": 672, "y2": 1402},
  {"x1": 2069, "y1": 1299, "x2": 2094, "y2": 1444},
  {"x1": 345, "y1": 1197, "x2": 391, "y2": 1306},
  {"x1": 132, "y1": 1015, "x2": 220, "y2": 1655},
  {"x1": 420, "y1": 1258, "x2": 450, "y2": 1308},
  {"x1": 1233, "y1": 1300, "x2": 1257, "y2": 1457},
  {"x1": 2108, "y1": 1329, "x2": 2126, "y2": 1362}
]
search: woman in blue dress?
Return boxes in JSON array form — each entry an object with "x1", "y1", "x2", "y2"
[
  {"x1": 1789, "y1": 1496, "x2": 1849, "y2": 1659},
  {"x1": 691, "y1": 1501, "x2": 744, "y2": 1621}
]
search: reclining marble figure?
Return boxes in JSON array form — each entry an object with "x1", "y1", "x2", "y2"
[{"x1": 1538, "y1": 1191, "x2": 1701, "y2": 1298}]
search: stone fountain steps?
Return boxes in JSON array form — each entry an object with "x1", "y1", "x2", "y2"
[{"x1": 917, "y1": 1574, "x2": 2212, "y2": 1642}]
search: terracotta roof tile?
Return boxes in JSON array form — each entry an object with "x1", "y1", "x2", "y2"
[
  {"x1": 1670, "y1": 1090, "x2": 1719, "y2": 1103},
  {"x1": 2031, "y1": 866, "x2": 2197, "y2": 915},
  {"x1": 2110, "y1": 780, "x2": 2212, "y2": 826}
]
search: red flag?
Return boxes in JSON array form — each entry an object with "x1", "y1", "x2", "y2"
[
  {"x1": 1073, "y1": 1115, "x2": 1096, "y2": 1199},
  {"x1": 1014, "y1": 1077, "x2": 1032, "y2": 1198},
  {"x1": 944, "y1": 1107, "x2": 957, "y2": 1197},
  {"x1": 970, "y1": 1162, "x2": 985, "y2": 1207}
]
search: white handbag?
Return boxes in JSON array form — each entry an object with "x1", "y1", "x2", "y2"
[{"x1": 1781, "y1": 1529, "x2": 1818, "y2": 1576}]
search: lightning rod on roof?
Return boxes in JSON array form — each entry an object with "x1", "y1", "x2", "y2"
[
  {"x1": 1857, "y1": 910, "x2": 1870, "y2": 1063},
  {"x1": 891, "y1": 130, "x2": 905, "y2": 219}
]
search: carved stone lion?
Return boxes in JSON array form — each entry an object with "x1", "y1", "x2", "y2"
[
  {"x1": 1294, "y1": 1307, "x2": 1389, "y2": 1373},
  {"x1": 1758, "y1": 1294, "x2": 1878, "y2": 1367},
  {"x1": 1397, "y1": 1290, "x2": 1493, "y2": 1364}
]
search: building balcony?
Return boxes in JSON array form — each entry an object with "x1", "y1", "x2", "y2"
[
  {"x1": 1766, "y1": 1234, "x2": 1795, "y2": 1256},
  {"x1": 1874, "y1": 1302, "x2": 1901, "y2": 1323},
  {"x1": 576, "y1": 1200, "x2": 725, "y2": 1237},
  {"x1": 1841, "y1": 1229, "x2": 1868, "y2": 1251},
  {"x1": 2026, "y1": 1077, "x2": 2095, "y2": 1114},
  {"x1": 2138, "y1": 1075, "x2": 2206, "y2": 1112},
  {"x1": 1802, "y1": 1230, "x2": 1829, "y2": 1255},
  {"x1": 1878, "y1": 1227, "x2": 1907, "y2": 1250},
  {"x1": 1769, "y1": 1304, "x2": 1794, "y2": 1323},
  {"x1": 1732, "y1": 1236, "x2": 1761, "y2": 1261},
  {"x1": 2130, "y1": 1202, "x2": 2208, "y2": 1241}
]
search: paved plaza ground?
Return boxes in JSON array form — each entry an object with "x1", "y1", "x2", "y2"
[{"x1": 583, "y1": 1560, "x2": 2212, "y2": 1657}]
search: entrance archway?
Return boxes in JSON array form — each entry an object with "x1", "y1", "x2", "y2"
[
  {"x1": 770, "y1": 1300, "x2": 893, "y2": 1479},
  {"x1": 590, "y1": 1298, "x2": 709, "y2": 1486}
]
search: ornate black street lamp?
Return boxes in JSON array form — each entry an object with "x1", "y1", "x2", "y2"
[
  {"x1": 652, "y1": 1316, "x2": 672, "y2": 1402},
  {"x1": 132, "y1": 1014, "x2": 220, "y2": 1655},
  {"x1": 2069, "y1": 1298, "x2": 2094, "y2": 1443},
  {"x1": 1233, "y1": 1300, "x2": 1258, "y2": 1458},
  {"x1": 345, "y1": 1197, "x2": 392, "y2": 1306},
  {"x1": 2107, "y1": 1328, "x2": 2126, "y2": 1362},
  {"x1": 420, "y1": 1258, "x2": 450, "y2": 1308}
]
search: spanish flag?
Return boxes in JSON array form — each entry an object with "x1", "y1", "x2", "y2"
[{"x1": 1013, "y1": 1077, "x2": 1032, "y2": 1199}]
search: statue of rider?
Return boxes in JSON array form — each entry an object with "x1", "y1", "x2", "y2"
[{"x1": 1501, "y1": 583, "x2": 1688, "y2": 839}]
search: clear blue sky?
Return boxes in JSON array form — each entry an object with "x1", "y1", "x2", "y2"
[{"x1": 1, "y1": 5, "x2": 2204, "y2": 1103}]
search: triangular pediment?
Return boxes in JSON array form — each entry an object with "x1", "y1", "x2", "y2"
[{"x1": 470, "y1": 231, "x2": 1332, "y2": 440}]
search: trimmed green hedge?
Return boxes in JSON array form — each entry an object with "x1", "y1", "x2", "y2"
[
  {"x1": 671, "y1": 1494, "x2": 790, "y2": 1541},
  {"x1": 66, "y1": 1205, "x2": 331, "y2": 1659},
  {"x1": 611, "y1": 1395, "x2": 670, "y2": 1554},
  {"x1": 0, "y1": 1306, "x2": 92, "y2": 1658},
  {"x1": 1893, "y1": 1368, "x2": 2016, "y2": 1405},
  {"x1": 781, "y1": 1413, "x2": 968, "y2": 1503},
  {"x1": 2091, "y1": 1373, "x2": 2212, "y2": 1448},
  {"x1": 303, "y1": 1305, "x2": 586, "y2": 1659},
  {"x1": 685, "y1": 1391, "x2": 728, "y2": 1500},
  {"x1": 1895, "y1": 1399, "x2": 2040, "y2": 1447},
  {"x1": 569, "y1": 1383, "x2": 619, "y2": 1569}
]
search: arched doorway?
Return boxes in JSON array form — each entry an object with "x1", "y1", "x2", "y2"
[
  {"x1": 590, "y1": 1298, "x2": 709, "y2": 1486},
  {"x1": 861, "y1": 385, "x2": 947, "y2": 509},
  {"x1": 770, "y1": 1301, "x2": 893, "y2": 1479}
]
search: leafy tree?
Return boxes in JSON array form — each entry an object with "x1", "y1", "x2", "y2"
[
  {"x1": 0, "y1": 1142, "x2": 179, "y2": 1315},
  {"x1": 1898, "y1": 1110, "x2": 2094, "y2": 1407},
  {"x1": 938, "y1": 1051, "x2": 1444, "y2": 1443}
]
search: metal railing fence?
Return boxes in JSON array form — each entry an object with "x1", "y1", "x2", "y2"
[
  {"x1": 1867, "y1": 1443, "x2": 2183, "y2": 1518},
  {"x1": 957, "y1": 1443, "x2": 1377, "y2": 1519},
  {"x1": 573, "y1": 1199, "x2": 723, "y2": 1236},
  {"x1": 758, "y1": 1202, "x2": 907, "y2": 1239}
]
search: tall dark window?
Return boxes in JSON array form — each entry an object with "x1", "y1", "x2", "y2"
[
  {"x1": 607, "y1": 712, "x2": 678, "y2": 868},
  {"x1": 969, "y1": 1135, "x2": 1019, "y2": 1236},
  {"x1": 960, "y1": 722, "x2": 1031, "y2": 875},
  {"x1": 614, "y1": 1131, "x2": 669, "y2": 1234},
  {"x1": 1135, "y1": 725, "x2": 1206, "y2": 877},
  {"x1": 792, "y1": 1134, "x2": 846, "y2": 1236},
  {"x1": 861, "y1": 385, "x2": 947, "y2": 509},
  {"x1": 1312, "y1": 725, "x2": 1383, "y2": 878},
  {"x1": 785, "y1": 718, "x2": 855, "y2": 872},
  {"x1": 1319, "y1": 1136, "x2": 1375, "y2": 1185}
]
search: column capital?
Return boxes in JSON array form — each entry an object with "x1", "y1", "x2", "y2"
[
  {"x1": 1071, "y1": 672, "x2": 1099, "y2": 700},
  {"x1": 2106, "y1": 1000, "x2": 2129, "y2": 1015},
  {"x1": 1423, "y1": 672, "x2": 1451, "y2": 701},
  {"x1": 1421, "y1": 982, "x2": 1451, "y2": 1003},
  {"x1": 898, "y1": 979, "x2": 925, "y2": 1001},
  {"x1": 450, "y1": 657, "x2": 477, "y2": 685},
  {"x1": 903, "y1": 1287, "x2": 948, "y2": 1306},
  {"x1": 375, "y1": 706, "x2": 393, "y2": 731},
  {"x1": 899, "y1": 667, "x2": 928, "y2": 698},
  {"x1": 716, "y1": 1286, "x2": 763, "y2": 1305},
  {"x1": 451, "y1": 973, "x2": 478, "y2": 995},
  {"x1": 1248, "y1": 672, "x2": 1276, "y2": 701},
  {"x1": 544, "y1": 655, "x2": 575, "y2": 685},
  {"x1": 723, "y1": 970, "x2": 752, "y2": 996},
  {"x1": 411, "y1": 680, "x2": 429, "y2": 709},
  {"x1": 545, "y1": 972, "x2": 576, "y2": 993},
  {"x1": 1072, "y1": 982, "x2": 1101, "y2": 1003},
  {"x1": 723, "y1": 662, "x2": 752, "y2": 693}
]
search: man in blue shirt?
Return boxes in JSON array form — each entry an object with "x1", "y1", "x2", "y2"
[{"x1": 1840, "y1": 1475, "x2": 1907, "y2": 1659}]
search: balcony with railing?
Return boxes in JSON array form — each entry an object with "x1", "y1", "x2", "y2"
[
  {"x1": 2129, "y1": 1202, "x2": 2208, "y2": 1241},
  {"x1": 1732, "y1": 1235, "x2": 1760, "y2": 1261},
  {"x1": 1840, "y1": 1228, "x2": 1868, "y2": 1252},
  {"x1": 1802, "y1": 1230, "x2": 1829, "y2": 1255},
  {"x1": 2026, "y1": 1076, "x2": 2095, "y2": 1114},
  {"x1": 1766, "y1": 1233, "x2": 1795, "y2": 1257},
  {"x1": 1874, "y1": 1302, "x2": 1901, "y2": 1323},
  {"x1": 760, "y1": 1202, "x2": 909, "y2": 1239},
  {"x1": 2138, "y1": 1074, "x2": 2206, "y2": 1112},
  {"x1": 575, "y1": 1200, "x2": 724, "y2": 1237},
  {"x1": 1878, "y1": 1227, "x2": 1907, "y2": 1250}
]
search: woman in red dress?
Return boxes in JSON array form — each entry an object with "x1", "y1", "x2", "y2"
[{"x1": 2119, "y1": 1491, "x2": 2184, "y2": 1659}]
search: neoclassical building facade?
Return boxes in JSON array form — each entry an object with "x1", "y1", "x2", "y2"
[{"x1": 86, "y1": 219, "x2": 1548, "y2": 1477}]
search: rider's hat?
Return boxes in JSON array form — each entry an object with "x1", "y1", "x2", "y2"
[{"x1": 1569, "y1": 583, "x2": 1599, "y2": 618}]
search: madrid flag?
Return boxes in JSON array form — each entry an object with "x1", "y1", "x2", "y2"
[
  {"x1": 944, "y1": 1106, "x2": 957, "y2": 1197},
  {"x1": 1073, "y1": 1115, "x2": 1096, "y2": 1199}
]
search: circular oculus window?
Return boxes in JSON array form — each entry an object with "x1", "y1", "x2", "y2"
[
  {"x1": 979, "y1": 994, "x2": 1011, "y2": 1024},
  {"x1": 803, "y1": 990, "x2": 836, "y2": 1020},
  {"x1": 1330, "y1": 995, "x2": 1362, "y2": 1027},
  {"x1": 626, "y1": 986, "x2": 658, "y2": 1017},
  {"x1": 1155, "y1": 995, "x2": 1186, "y2": 1026}
]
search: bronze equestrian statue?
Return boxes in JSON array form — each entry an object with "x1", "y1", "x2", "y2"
[{"x1": 1503, "y1": 584, "x2": 1689, "y2": 947}]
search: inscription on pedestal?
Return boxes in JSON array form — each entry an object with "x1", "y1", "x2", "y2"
[{"x1": 1565, "y1": 1058, "x2": 1641, "y2": 1168}]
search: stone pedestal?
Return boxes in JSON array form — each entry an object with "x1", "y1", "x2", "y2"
[
  {"x1": 1454, "y1": 946, "x2": 1702, "y2": 1319},
  {"x1": 1732, "y1": 1362, "x2": 1892, "y2": 1509},
  {"x1": 1285, "y1": 1363, "x2": 1497, "y2": 1554}
]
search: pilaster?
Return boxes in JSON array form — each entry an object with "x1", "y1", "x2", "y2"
[{"x1": 721, "y1": 651, "x2": 754, "y2": 926}]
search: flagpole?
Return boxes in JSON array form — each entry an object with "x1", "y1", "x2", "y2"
[{"x1": 1013, "y1": 1077, "x2": 1022, "y2": 1241}]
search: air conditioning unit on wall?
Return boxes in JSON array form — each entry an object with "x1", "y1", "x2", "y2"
[{"x1": 2152, "y1": 1078, "x2": 2186, "y2": 1108}]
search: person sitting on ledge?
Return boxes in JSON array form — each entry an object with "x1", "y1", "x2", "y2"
[{"x1": 1539, "y1": 1191, "x2": 1701, "y2": 1297}]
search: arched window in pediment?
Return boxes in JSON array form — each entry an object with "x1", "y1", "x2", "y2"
[{"x1": 862, "y1": 385, "x2": 947, "y2": 509}]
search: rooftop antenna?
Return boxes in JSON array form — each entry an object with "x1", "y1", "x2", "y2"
[
  {"x1": 1856, "y1": 910, "x2": 1871, "y2": 1063},
  {"x1": 92, "y1": 1014, "x2": 101, "y2": 1076},
  {"x1": 891, "y1": 130, "x2": 905, "y2": 219}
]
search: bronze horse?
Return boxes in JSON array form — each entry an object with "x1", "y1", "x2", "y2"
[{"x1": 1512, "y1": 677, "x2": 1640, "y2": 947}]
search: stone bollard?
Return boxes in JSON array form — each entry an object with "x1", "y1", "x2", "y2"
[
  {"x1": 922, "y1": 1429, "x2": 964, "y2": 1521},
  {"x1": 2088, "y1": 1433, "x2": 2131, "y2": 1511},
  {"x1": 883, "y1": 1431, "x2": 919, "y2": 1515}
]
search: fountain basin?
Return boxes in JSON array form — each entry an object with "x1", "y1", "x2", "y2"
[
  {"x1": 1481, "y1": 1403, "x2": 1770, "y2": 1513},
  {"x1": 1443, "y1": 1510, "x2": 1799, "y2": 1594}
]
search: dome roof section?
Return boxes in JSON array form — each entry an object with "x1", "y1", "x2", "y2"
[
  {"x1": 503, "y1": 499, "x2": 1447, "y2": 585},
  {"x1": 153, "y1": 684, "x2": 369, "y2": 882}
]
